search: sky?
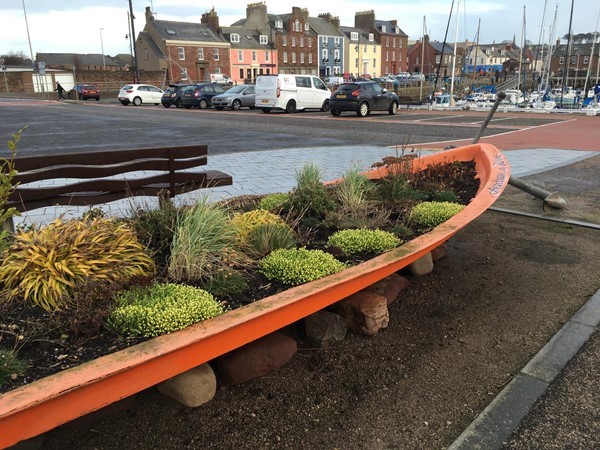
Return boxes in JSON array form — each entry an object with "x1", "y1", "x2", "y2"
[{"x1": 1, "y1": 0, "x2": 599, "y2": 59}]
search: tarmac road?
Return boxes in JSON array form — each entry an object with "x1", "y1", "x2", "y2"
[{"x1": 0, "y1": 97, "x2": 563, "y2": 157}]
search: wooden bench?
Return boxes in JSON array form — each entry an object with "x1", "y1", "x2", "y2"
[{"x1": 7, "y1": 144, "x2": 232, "y2": 213}]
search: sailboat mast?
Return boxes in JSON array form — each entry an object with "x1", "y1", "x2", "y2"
[
  {"x1": 449, "y1": 0, "x2": 460, "y2": 105},
  {"x1": 583, "y1": 10, "x2": 599, "y2": 96},
  {"x1": 535, "y1": 0, "x2": 548, "y2": 91},
  {"x1": 518, "y1": 6, "x2": 525, "y2": 95},
  {"x1": 471, "y1": 20, "x2": 480, "y2": 87},
  {"x1": 544, "y1": 5, "x2": 558, "y2": 91},
  {"x1": 560, "y1": 0, "x2": 575, "y2": 105}
]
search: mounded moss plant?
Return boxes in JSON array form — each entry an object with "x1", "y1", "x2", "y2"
[
  {"x1": 327, "y1": 229, "x2": 401, "y2": 256},
  {"x1": 107, "y1": 283, "x2": 227, "y2": 338},
  {"x1": 409, "y1": 201, "x2": 466, "y2": 228},
  {"x1": 0, "y1": 218, "x2": 155, "y2": 312},
  {"x1": 259, "y1": 248, "x2": 346, "y2": 286}
]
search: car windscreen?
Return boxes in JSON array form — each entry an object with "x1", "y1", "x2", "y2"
[{"x1": 226, "y1": 85, "x2": 246, "y2": 94}]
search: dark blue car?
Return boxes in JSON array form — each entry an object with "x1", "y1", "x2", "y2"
[{"x1": 180, "y1": 83, "x2": 226, "y2": 109}]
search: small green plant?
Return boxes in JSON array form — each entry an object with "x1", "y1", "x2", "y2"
[
  {"x1": 287, "y1": 162, "x2": 334, "y2": 220},
  {"x1": 199, "y1": 267, "x2": 248, "y2": 299},
  {"x1": 0, "y1": 349, "x2": 28, "y2": 386},
  {"x1": 107, "y1": 283, "x2": 226, "y2": 338},
  {"x1": 335, "y1": 167, "x2": 374, "y2": 210},
  {"x1": 168, "y1": 197, "x2": 244, "y2": 283},
  {"x1": 245, "y1": 222, "x2": 297, "y2": 258},
  {"x1": 230, "y1": 209, "x2": 286, "y2": 246},
  {"x1": 327, "y1": 229, "x2": 401, "y2": 256},
  {"x1": 0, "y1": 218, "x2": 155, "y2": 311},
  {"x1": 431, "y1": 190, "x2": 460, "y2": 203},
  {"x1": 258, "y1": 193, "x2": 289, "y2": 212},
  {"x1": 391, "y1": 223, "x2": 414, "y2": 240},
  {"x1": 259, "y1": 247, "x2": 346, "y2": 286},
  {"x1": 409, "y1": 201, "x2": 465, "y2": 228},
  {"x1": 0, "y1": 128, "x2": 25, "y2": 248}
]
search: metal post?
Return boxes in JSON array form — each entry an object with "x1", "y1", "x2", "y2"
[
  {"x1": 100, "y1": 28, "x2": 106, "y2": 69},
  {"x1": 128, "y1": 0, "x2": 140, "y2": 83}
]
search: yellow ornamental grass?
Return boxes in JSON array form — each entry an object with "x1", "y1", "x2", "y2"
[
  {"x1": 0, "y1": 218, "x2": 155, "y2": 311},
  {"x1": 230, "y1": 209, "x2": 286, "y2": 246}
]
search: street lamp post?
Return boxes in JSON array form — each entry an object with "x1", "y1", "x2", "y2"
[
  {"x1": 128, "y1": 0, "x2": 140, "y2": 83},
  {"x1": 100, "y1": 28, "x2": 106, "y2": 69}
]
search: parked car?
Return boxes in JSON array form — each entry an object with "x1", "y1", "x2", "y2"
[
  {"x1": 323, "y1": 75, "x2": 344, "y2": 87},
  {"x1": 73, "y1": 84, "x2": 100, "y2": 101},
  {"x1": 329, "y1": 81, "x2": 399, "y2": 117},
  {"x1": 161, "y1": 84, "x2": 194, "y2": 108},
  {"x1": 118, "y1": 84, "x2": 164, "y2": 106},
  {"x1": 211, "y1": 84, "x2": 255, "y2": 110},
  {"x1": 180, "y1": 83, "x2": 226, "y2": 109}
]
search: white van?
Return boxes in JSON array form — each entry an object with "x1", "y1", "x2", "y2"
[
  {"x1": 255, "y1": 74, "x2": 331, "y2": 113},
  {"x1": 210, "y1": 73, "x2": 233, "y2": 86}
]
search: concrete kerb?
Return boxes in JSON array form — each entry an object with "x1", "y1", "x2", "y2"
[{"x1": 448, "y1": 287, "x2": 600, "y2": 450}]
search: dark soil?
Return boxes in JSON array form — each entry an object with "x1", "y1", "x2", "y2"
[{"x1": 6, "y1": 156, "x2": 600, "y2": 449}]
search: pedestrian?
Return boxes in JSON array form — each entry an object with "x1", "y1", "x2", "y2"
[{"x1": 55, "y1": 82, "x2": 66, "y2": 100}]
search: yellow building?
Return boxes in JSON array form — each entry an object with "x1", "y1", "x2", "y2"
[{"x1": 342, "y1": 27, "x2": 381, "y2": 78}]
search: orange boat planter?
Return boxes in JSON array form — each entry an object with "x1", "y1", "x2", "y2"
[{"x1": 0, "y1": 143, "x2": 509, "y2": 448}]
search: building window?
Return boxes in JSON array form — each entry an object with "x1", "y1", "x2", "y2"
[
  {"x1": 215, "y1": 67, "x2": 221, "y2": 74},
  {"x1": 213, "y1": 48, "x2": 219, "y2": 60},
  {"x1": 436, "y1": 55, "x2": 441, "y2": 64},
  {"x1": 571, "y1": 55, "x2": 577, "y2": 64},
  {"x1": 386, "y1": 51, "x2": 389, "y2": 62},
  {"x1": 308, "y1": 53, "x2": 312, "y2": 64},
  {"x1": 351, "y1": 32, "x2": 358, "y2": 41},
  {"x1": 300, "y1": 53, "x2": 305, "y2": 64},
  {"x1": 178, "y1": 47, "x2": 185, "y2": 60},
  {"x1": 373, "y1": 45, "x2": 376, "y2": 54},
  {"x1": 373, "y1": 58, "x2": 376, "y2": 68},
  {"x1": 335, "y1": 37, "x2": 341, "y2": 47},
  {"x1": 230, "y1": 34, "x2": 240, "y2": 43},
  {"x1": 252, "y1": 50, "x2": 257, "y2": 62},
  {"x1": 559, "y1": 56, "x2": 564, "y2": 64},
  {"x1": 334, "y1": 66, "x2": 340, "y2": 74},
  {"x1": 323, "y1": 49, "x2": 328, "y2": 62},
  {"x1": 355, "y1": 58, "x2": 359, "y2": 69},
  {"x1": 292, "y1": 52, "x2": 297, "y2": 63},
  {"x1": 386, "y1": 37, "x2": 389, "y2": 48},
  {"x1": 282, "y1": 36, "x2": 287, "y2": 46},
  {"x1": 294, "y1": 19, "x2": 300, "y2": 32},
  {"x1": 238, "y1": 50, "x2": 243, "y2": 62},
  {"x1": 283, "y1": 52, "x2": 288, "y2": 63},
  {"x1": 308, "y1": 38, "x2": 312, "y2": 48},
  {"x1": 300, "y1": 37, "x2": 304, "y2": 47},
  {"x1": 322, "y1": 36, "x2": 328, "y2": 45},
  {"x1": 144, "y1": 49, "x2": 149, "y2": 60},
  {"x1": 382, "y1": 25, "x2": 387, "y2": 32},
  {"x1": 265, "y1": 51, "x2": 270, "y2": 62},
  {"x1": 305, "y1": 22, "x2": 309, "y2": 31},
  {"x1": 260, "y1": 35, "x2": 268, "y2": 45},
  {"x1": 239, "y1": 68, "x2": 244, "y2": 79},
  {"x1": 364, "y1": 46, "x2": 367, "y2": 53},
  {"x1": 334, "y1": 49, "x2": 339, "y2": 61},
  {"x1": 416, "y1": 56, "x2": 420, "y2": 65},
  {"x1": 180, "y1": 67, "x2": 188, "y2": 80},
  {"x1": 197, "y1": 48, "x2": 204, "y2": 60},
  {"x1": 292, "y1": 37, "x2": 296, "y2": 47},
  {"x1": 275, "y1": 19, "x2": 283, "y2": 29},
  {"x1": 368, "y1": 33, "x2": 374, "y2": 42},
  {"x1": 584, "y1": 56, "x2": 589, "y2": 64}
]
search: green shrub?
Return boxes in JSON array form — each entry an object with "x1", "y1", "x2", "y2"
[
  {"x1": 230, "y1": 209, "x2": 286, "y2": 246},
  {"x1": 287, "y1": 162, "x2": 334, "y2": 219},
  {"x1": 0, "y1": 349, "x2": 27, "y2": 386},
  {"x1": 0, "y1": 218, "x2": 155, "y2": 312},
  {"x1": 334, "y1": 167, "x2": 374, "y2": 210},
  {"x1": 245, "y1": 222, "x2": 297, "y2": 258},
  {"x1": 409, "y1": 201, "x2": 465, "y2": 228},
  {"x1": 327, "y1": 229, "x2": 401, "y2": 255},
  {"x1": 107, "y1": 283, "x2": 226, "y2": 338},
  {"x1": 130, "y1": 204, "x2": 180, "y2": 267},
  {"x1": 391, "y1": 223, "x2": 414, "y2": 240},
  {"x1": 168, "y1": 198, "x2": 242, "y2": 283},
  {"x1": 258, "y1": 193, "x2": 289, "y2": 212},
  {"x1": 199, "y1": 267, "x2": 248, "y2": 299},
  {"x1": 431, "y1": 190, "x2": 460, "y2": 203},
  {"x1": 259, "y1": 248, "x2": 346, "y2": 286}
]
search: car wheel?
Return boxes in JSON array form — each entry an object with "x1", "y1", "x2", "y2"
[
  {"x1": 120, "y1": 100, "x2": 129, "y2": 106},
  {"x1": 260, "y1": 108, "x2": 272, "y2": 113},
  {"x1": 199, "y1": 99, "x2": 208, "y2": 109},
  {"x1": 133, "y1": 97, "x2": 142, "y2": 106},
  {"x1": 215, "y1": 106, "x2": 224, "y2": 110},
  {"x1": 162, "y1": 103, "x2": 170, "y2": 108},
  {"x1": 78, "y1": 94, "x2": 83, "y2": 100},
  {"x1": 95, "y1": 97, "x2": 100, "y2": 101},
  {"x1": 357, "y1": 101, "x2": 369, "y2": 117},
  {"x1": 388, "y1": 101, "x2": 398, "y2": 115},
  {"x1": 330, "y1": 109, "x2": 341, "y2": 117},
  {"x1": 231, "y1": 99, "x2": 242, "y2": 111},
  {"x1": 184, "y1": 104, "x2": 192, "y2": 109},
  {"x1": 285, "y1": 100, "x2": 296, "y2": 114},
  {"x1": 154, "y1": 103, "x2": 159, "y2": 106},
  {"x1": 175, "y1": 99, "x2": 182, "y2": 108},
  {"x1": 249, "y1": 105, "x2": 256, "y2": 110},
  {"x1": 321, "y1": 99, "x2": 330, "y2": 112}
]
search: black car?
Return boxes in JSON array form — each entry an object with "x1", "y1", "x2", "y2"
[
  {"x1": 180, "y1": 83, "x2": 226, "y2": 109},
  {"x1": 330, "y1": 81, "x2": 399, "y2": 117},
  {"x1": 161, "y1": 84, "x2": 194, "y2": 108}
]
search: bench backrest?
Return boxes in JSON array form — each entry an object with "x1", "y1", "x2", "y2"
[{"x1": 8, "y1": 145, "x2": 232, "y2": 212}]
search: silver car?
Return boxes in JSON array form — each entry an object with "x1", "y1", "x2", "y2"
[{"x1": 211, "y1": 85, "x2": 255, "y2": 110}]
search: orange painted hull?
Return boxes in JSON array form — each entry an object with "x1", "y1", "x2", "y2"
[{"x1": 0, "y1": 143, "x2": 509, "y2": 448}]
